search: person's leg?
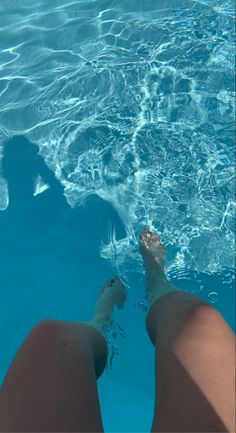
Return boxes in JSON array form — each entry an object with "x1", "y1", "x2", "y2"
[
  {"x1": 140, "y1": 227, "x2": 235, "y2": 433},
  {"x1": 0, "y1": 276, "x2": 126, "y2": 432}
]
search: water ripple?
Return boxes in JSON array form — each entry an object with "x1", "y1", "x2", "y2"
[{"x1": 0, "y1": 0, "x2": 235, "y2": 277}]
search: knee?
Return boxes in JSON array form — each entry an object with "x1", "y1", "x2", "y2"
[
  {"x1": 146, "y1": 294, "x2": 224, "y2": 345},
  {"x1": 183, "y1": 302, "x2": 228, "y2": 342},
  {"x1": 189, "y1": 302, "x2": 222, "y2": 327},
  {"x1": 33, "y1": 318, "x2": 60, "y2": 333},
  {"x1": 27, "y1": 319, "x2": 62, "y2": 346}
]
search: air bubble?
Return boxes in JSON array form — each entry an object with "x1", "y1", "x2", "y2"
[
  {"x1": 137, "y1": 299, "x2": 149, "y2": 313},
  {"x1": 208, "y1": 291, "x2": 219, "y2": 303}
]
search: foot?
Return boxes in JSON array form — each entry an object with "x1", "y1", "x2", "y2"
[
  {"x1": 89, "y1": 276, "x2": 126, "y2": 336},
  {"x1": 139, "y1": 227, "x2": 176, "y2": 304}
]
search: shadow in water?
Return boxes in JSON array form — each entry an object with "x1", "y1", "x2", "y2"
[
  {"x1": 0, "y1": 136, "x2": 125, "y2": 377},
  {"x1": 0, "y1": 138, "x2": 233, "y2": 433}
]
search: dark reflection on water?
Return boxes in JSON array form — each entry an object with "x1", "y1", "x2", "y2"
[{"x1": 0, "y1": 135, "x2": 126, "y2": 382}]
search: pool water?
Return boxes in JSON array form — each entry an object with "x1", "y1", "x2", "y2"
[{"x1": 0, "y1": 0, "x2": 235, "y2": 431}]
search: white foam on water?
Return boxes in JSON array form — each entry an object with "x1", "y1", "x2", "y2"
[{"x1": 33, "y1": 174, "x2": 50, "y2": 196}]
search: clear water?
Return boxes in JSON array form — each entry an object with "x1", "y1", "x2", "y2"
[{"x1": 0, "y1": 0, "x2": 235, "y2": 431}]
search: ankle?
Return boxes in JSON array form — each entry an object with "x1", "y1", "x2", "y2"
[
  {"x1": 146, "y1": 270, "x2": 169, "y2": 294},
  {"x1": 146, "y1": 273, "x2": 177, "y2": 305}
]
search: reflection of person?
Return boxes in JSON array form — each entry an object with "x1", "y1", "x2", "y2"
[
  {"x1": 0, "y1": 136, "x2": 74, "y2": 278},
  {"x1": 0, "y1": 224, "x2": 235, "y2": 432}
]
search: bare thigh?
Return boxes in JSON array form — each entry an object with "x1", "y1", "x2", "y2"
[
  {"x1": 0, "y1": 319, "x2": 108, "y2": 432},
  {"x1": 146, "y1": 291, "x2": 235, "y2": 433}
]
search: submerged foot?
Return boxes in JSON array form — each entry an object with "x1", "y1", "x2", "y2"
[
  {"x1": 89, "y1": 276, "x2": 126, "y2": 336},
  {"x1": 139, "y1": 227, "x2": 176, "y2": 304}
]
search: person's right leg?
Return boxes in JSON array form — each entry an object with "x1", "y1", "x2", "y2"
[
  {"x1": 0, "y1": 276, "x2": 126, "y2": 432},
  {"x1": 140, "y1": 227, "x2": 235, "y2": 433}
]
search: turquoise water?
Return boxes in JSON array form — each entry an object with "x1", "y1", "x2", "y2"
[{"x1": 0, "y1": 0, "x2": 235, "y2": 431}]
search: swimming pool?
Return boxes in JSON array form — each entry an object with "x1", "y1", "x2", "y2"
[{"x1": 0, "y1": 0, "x2": 235, "y2": 431}]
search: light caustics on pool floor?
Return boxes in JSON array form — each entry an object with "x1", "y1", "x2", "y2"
[{"x1": 0, "y1": 0, "x2": 235, "y2": 279}]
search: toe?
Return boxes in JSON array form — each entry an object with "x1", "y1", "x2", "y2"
[
  {"x1": 110, "y1": 275, "x2": 122, "y2": 286},
  {"x1": 140, "y1": 227, "x2": 158, "y2": 248},
  {"x1": 140, "y1": 226, "x2": 150, "y2": 239}
]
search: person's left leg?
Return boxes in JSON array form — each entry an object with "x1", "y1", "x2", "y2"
[{"x1": 0, "y1": 276, "x2": 126, "y2": 433}]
